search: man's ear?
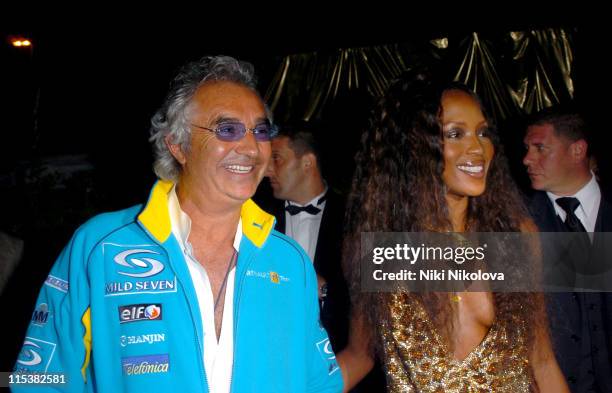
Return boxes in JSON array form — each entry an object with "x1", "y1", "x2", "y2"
[
  {"x1": 570, "y1": 139, "x2": 588, "y2": 163},
  {"x1": 301, "y1": 152, "x2": 317, "y2": 171},
  {"x1": 165, "y1": 135, "x2": 187, "y2": 165}
]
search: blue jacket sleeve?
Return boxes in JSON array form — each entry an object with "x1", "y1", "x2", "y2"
[
  {"x1": 305, "y1": 259, "x2": 344, "y2": 393},
  {"x1": 12, "y1": 227, "x2": 93, "y2": 393}
]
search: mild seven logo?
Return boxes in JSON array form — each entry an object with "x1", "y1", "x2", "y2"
[
  {"x1": 104, "y1": 244, "x2": 176, "y2": 297},
  {"x1": 114, "y1": 249, "x2": 165, "y2": 278}
]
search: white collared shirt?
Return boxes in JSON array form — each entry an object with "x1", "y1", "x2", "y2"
[
  {"x1": 168, "y1": 187, "x2": 240, "y2": 393},
  {"x1": 285, "y1": 188, "x2": 327, "y2": 262},
  {"x1": 547, "y1": 173, "x2": 601, "y2": 233}
]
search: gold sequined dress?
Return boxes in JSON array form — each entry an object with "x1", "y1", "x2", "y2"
[{"x1": 380, "y1": 293, "x2": 534, "y2": 392}]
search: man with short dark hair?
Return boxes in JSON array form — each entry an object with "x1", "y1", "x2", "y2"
[
  {"x1": 523, "y1": 110, "x2": 612, "y2": 393},
  {"x1": 265, "y1": 123, "x2": 350, "y2": 353},
  {"x1": 13, "y1": 56, "x2": 342, "y2": 393}
]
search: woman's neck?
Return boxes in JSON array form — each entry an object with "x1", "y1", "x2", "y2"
[{"x1": 445, "y1": 194, "x2": 468, "y2": 232}]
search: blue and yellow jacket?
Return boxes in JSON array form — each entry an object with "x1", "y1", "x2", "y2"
[{"x1": 13, "y1": 180, "x2": 343, "y2": 393}]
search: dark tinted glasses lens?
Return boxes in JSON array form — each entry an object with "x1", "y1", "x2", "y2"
[
  {"x1": 252, "y1": 124, "x2": 274, "y2": 141},
  {"x1": 216, "y1": 123, "x2": 245, "y2": 141}
]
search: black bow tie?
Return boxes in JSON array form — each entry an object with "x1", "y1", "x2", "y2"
[
  {"x1": 285, "y1": 203, "x2": 321, "y2": 216},
  {"x1": 285, "y1": 193, "x2": 327, "y2": 216}
]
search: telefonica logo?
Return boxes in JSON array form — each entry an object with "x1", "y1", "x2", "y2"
[
  {"x1": 122, "y1": 354, "x2": 170, "y2": 376},
  {"x1": 114, "y1": 249, "x2": 165, "y2": 278}
]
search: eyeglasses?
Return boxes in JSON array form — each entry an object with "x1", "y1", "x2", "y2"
[{"x1": 191, "y1": 122, "x2": 278, "y2": 142}]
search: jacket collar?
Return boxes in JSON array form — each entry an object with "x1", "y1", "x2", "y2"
[{"x1": 138, "y1": 179, "x2": 275, "y2": 248}]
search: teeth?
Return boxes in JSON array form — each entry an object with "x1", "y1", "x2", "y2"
[
  {"x1": 457, "y1": 165, "x2": 483, "y2": 173},
  {"x1": 226, "y1": 164, "x2": 253, "y2": 174}
]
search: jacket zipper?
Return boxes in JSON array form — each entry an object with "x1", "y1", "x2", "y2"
[
  {"x1": 138, "y1": 222, "x2": 210, "y2": 393},
  {"x1": 229, "y1": 250, "x2": 258, "y2": 393}
]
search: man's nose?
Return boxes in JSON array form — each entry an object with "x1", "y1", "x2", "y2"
[
  {"x1": 523, "y1": 148, "x2": 533, "y2": 167},
  {"x1": 235, "y1": 130, "x2": 259, "y2": 157}
]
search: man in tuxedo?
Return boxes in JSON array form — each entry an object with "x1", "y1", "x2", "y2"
[
  {"x1": 523, "y1": 110, "x2": 612, "y2": 393},
  {"x1": 265, "y1": 123, "x2": 350, "y2": 352}
]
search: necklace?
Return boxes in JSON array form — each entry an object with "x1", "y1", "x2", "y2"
[{"x1": 214, "y1": 249, "x2": 237, "y2": 313}]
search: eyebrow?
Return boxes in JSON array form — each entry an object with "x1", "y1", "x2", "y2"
[
  {"x1": 443, "y1": 121, "x2": 488, "y2": 127},
  {"x1": 212, "y1": 116, "x2": 269, "y2": 125}
]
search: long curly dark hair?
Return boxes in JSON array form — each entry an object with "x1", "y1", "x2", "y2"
[{"x1": 343, "y1": 68, "x2": 545, "y2": 359}]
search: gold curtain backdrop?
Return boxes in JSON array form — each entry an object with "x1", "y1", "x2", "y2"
[{"x1": 264, "y1": 28, "x2": 576, "y2": 124}]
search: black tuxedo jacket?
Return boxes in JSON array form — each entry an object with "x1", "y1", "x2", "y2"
[
  {"x1": 273, "y1": 190, "x2": 350, "y2": 351},
  {"x1": 528, "y1": 191, "x2": 612, "y2": 393}
]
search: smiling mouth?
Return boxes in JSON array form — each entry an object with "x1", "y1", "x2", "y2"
[
  {"x1": 225, "y1": 164, "x2": 254, "y2": 174},
  {"x1": 457, "y1": 162, "x2": 485, "y2": 177}
]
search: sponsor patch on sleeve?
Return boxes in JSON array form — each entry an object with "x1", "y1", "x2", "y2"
[
  {"x1": 15, "y1": 337, "x2": 57, "y2": 373},
  {"x1": 316, "y1": 338, "x2": 339, "y2": 375},
  {"x1": 44, "y1": 275, "x2": 69, "y2": 293}
]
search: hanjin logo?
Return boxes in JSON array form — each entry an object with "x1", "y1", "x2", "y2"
[
  {"x1": 114, "y1": 249, "x2": 165, "y2": 278},
  {"x1": 119, "y1": 304, "x2": 162, "y2": 324}
]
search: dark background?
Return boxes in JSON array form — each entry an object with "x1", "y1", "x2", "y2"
[{"x1": 0, "y1": 12, "x2": 605, "y2": 371}]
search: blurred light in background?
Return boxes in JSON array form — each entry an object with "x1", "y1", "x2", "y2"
[{"x1": 11, "y1": 38, "x2": 32, "y2": 47}]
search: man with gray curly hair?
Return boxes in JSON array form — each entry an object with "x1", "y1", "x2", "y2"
[{"x1": 14, "y1": 55, "x2": 343, "y2": 393}]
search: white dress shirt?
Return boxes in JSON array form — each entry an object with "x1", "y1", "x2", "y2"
[
  {"x1": 547, "y1": 173, "x2": 601, "y2": 233},
  {"x1": 168, "y1": 187, "x2": 240, "y2": 393},
  {"x1": 285, "y1": 188, "x2": 327, "y2": 262}
]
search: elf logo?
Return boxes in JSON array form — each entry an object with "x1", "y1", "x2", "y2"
[{"x1": 119, "y1": 303, "x2": 162, "y2": 324}]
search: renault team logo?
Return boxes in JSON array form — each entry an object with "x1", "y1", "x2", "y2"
[
  {"x1": 114, "y1": 249, "x2": 165, "y2": 278},
  {"x1": 17, "y1": 340, "x2": 43, "y2": 366},
  {"x1": 316, "y1": 338, "x2": 336, "y2": 361},
  {"x1": 119, "y1": 303, "x2": 163, "y2": 323},
  {"x1": 316, "y1": 338, "x2": 339, "y2": 376},
  {"x1": 16, "y1": 337, "x2": 57, "y2": 372}
]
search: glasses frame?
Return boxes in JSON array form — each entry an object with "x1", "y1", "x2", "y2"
[{"x1": 190, "y1": 122, "x2": 278, "y2": 142}]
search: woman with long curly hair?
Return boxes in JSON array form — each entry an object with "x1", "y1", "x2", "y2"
[{"x1": 336, "y1": 69, "x2": 569, "y2": 392}]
